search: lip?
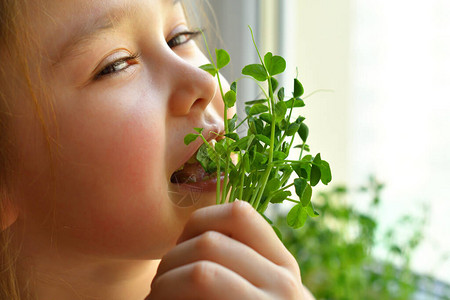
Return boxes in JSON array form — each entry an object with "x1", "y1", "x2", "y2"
[{"x1": 173, "y1": 174, "x2": 223, "y2": 192}]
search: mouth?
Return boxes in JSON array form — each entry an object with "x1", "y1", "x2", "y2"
[
  {"x1": 167, "y1": 121, "x2": 225, "y2": 208},
  {"x1": 170, "y1": 138, "x2": 222, "y2": 192},
  {"x1": 168, "y1": 128, "x2": 240, "y2": 208}
]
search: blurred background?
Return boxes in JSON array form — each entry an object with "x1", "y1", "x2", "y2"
[{"x1": 190, "y1": 0, "x2": 450, "y2": 298}]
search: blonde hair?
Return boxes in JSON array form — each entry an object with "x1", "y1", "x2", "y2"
[
  {"x1": 0, "y1": 0, "x2": 54, "y2": 298},
  {"x1": 1, "y1": 0, "x2": 21, "y2": 296}
]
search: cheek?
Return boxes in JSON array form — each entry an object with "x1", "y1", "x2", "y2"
[
  {"x1": 57, "y1": 116, "x2": 174, "y2": 255},
  {"x1": 45, "y1": 88, "x2": 184, "y2": 257},
  {"x1": 57, "y1": 99, "x2": 165, "y2": 199}
]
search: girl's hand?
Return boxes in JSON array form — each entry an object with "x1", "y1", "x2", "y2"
[{"x1": 146, "y1": 201, "x2": 311, "y2": 300}]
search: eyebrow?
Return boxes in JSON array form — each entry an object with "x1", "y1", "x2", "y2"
[{"x1": 52, "y1": 0, "x2": 182, "y2": 66}]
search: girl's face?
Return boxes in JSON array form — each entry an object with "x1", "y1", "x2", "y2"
[{"x1": 11, "y1": 0, "x2": 225, "y2": 260}]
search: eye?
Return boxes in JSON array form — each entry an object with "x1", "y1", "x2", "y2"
[
  {"x1": 167, "y1": 30, "x2": 201, "y2": 48},
  {"x1": 94, "y1": 53, "x2": 140, "y2": 80}
]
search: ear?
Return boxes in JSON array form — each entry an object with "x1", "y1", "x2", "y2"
[{"x1": 1, "y1": 197, "x2": 19, "y2": 230}]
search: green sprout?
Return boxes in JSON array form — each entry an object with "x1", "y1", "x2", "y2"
[{"x1": 184, "y1": 27, "x2": 332, "y2": 230}]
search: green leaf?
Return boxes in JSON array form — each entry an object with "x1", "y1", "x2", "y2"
[
  {"x1": 248, "y1": 120, "x2": 257, "y2": 135},
  {"x1": 242, "y1": 64, "x2": 268, "y2": 81},
  {"x1": 224, "y1": 90, "x2": 237, "y2": 108},
  {"x1": 310, "y1": 154, "x2": 322, "y2": 187},
  {"x1": 295, "y1": 116, "x2": 306, "y2": 124},
  {"x1": 196, "y1": 143, "x2": 217, "y2": 173},
  {"x1": 294, "y1": 178, "x2": 307, "y2": 198},
  {"x1": 278, "y1": 119, "x2": 288, "y2": 131},
  {"x1": 259, "y1": 113, "x2": 272, "y2": 124},
  {"x1": 273, "y1": 151, "x2": 288, "y2": 161},
  {"x1": 298, "y1": 123, "x2": 309, "y2": 142},
  {"x1": 293, "y1": 78, "x2": 304, "y2": 98},
  {"x1": 286, "y1": 123, "x2": 301, "y2": 136},
  {"x1": 214, "y1": 140, "x2": 226, "y2": 155},
  {"x1": 251, "y1": 152, "x2": 267, "y2": 168},
  {"x1": 194, "y1": 127, "x2": 203, "y2": 134},
  {"x1": 265, "y1": 178, "x2": 281, "y2": 194},
  {"x1": 320, "y1": 160, "x2": 332, "y2": 185},
  {"x1": 199, "y1": 64, "x2": 217, "y2": 76},
  {"x1": 305, "y1": 202, "x2": 319, "y2": 217},
  {"x1": 216, "y1": 49, "x2": 230, "y2": 69},
  {"x1": 270, "y1": 77, "x2": 279, "y2": 91},
  {"x1": 254, "y1": 119, "x2": 264, "y2": 134},
  {"x1": 245, "y1": 99, "x2": 267, "y2": 105},
  {"x1": 249, "y1": 104, "x2": 269, "y2": 115},
  {"x1": 264, "y1": 52, "x2": 273, "y2": 71},
  {"x1": 293, "y1": 157, "x2": 312, "y2": 179},
  {"x1": 248, "y1": 119, "x2": 263, "y2": 135},
  {"x1": 291, "y1": 163, "x2": 302, "y2": 178},
  {"x1": 230, "y1": 134, "x2": 254, "y2": 151},
  {"x1": 270, "y1": 190, "x2": 291, "y2": 203},
  {"x1": 225, "y1": 132, "x2": 239, "y2": 141},
  {"x1": 227, "y1": 114, "x2": 238, "y2": 133},
  {"x1": 274, "y1": 101, "x2": 287, "y2": 122},
  {"x1": 294, "y1": 178, "x2": 312, "y2": 206},
  {"x1": 314, "y1": 153, "x2": 322, "y2": 162},
  {"x1": 262, "y1": 124, "x2": 272, "y2": 137},
  {"x1": 300, "y1": 167, "x2": 309, "y2": 179},
  {"x1": 230, "y1": 81, "x2": 237, "y2": 93},
  {"x1": 277, "y1": 87, "x2": 285, "y2": 101},
  {"x1": 284, "y1": 98, "x2": 305, "y2": 108},
  {"x1": 310, "y1": 164, "x2": 321, "y2": 187},
  {"x1": 256, "y1": 134, "x2": 271, "y2": 146},
  {"x1": 184, "y1": 133, "x2": 199, "y2": 145},
  {"x1": 301, "y1": 184, "x2": 312, "y2": 206},
  {"x1": 287, "y1": 204, "x2": 308, "y2": 229},
  {"x1": 206, "y1": 144, "x2": 219, "y2": 161},
  {"x1": 302, "y1": 155, "x2": 313, "y2": 163},
  {"x1": 264, "y1": 52, "x2": 286, "y2": 76},
  {"x1": 272, "y1": 55, "x2": 287, "y2": 75}
]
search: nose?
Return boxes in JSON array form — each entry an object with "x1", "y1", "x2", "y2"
[{"x1": 166, "y1": 55, "x2": 218, "y2": 116}]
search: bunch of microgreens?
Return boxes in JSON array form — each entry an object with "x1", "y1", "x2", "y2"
[{"x1": 184, "y1": 28, "x2": 332, "y2": 230}]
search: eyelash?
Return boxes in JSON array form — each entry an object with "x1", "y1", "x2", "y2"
[
  {"x1": 94, "y1": 53, "x2": 141, "y2": 80},
  {"x1": 167, "y1": 30, "x2": 202, "y2": 48},
  {"x1": 94, "y1": 30, "x2": 202, "y2": 80}
]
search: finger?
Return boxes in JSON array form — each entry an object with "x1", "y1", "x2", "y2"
[
  {"x1": 178, "y1": 201, "x2": 298, "y2": 271},
  {"x1": 149, "y1": 261, "x2": 268, "y2": 300},
  {"x1": 156, "y1": 230, "x2": 280, "y2": 289}
]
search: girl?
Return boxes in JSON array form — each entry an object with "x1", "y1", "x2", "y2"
[{"x1": 0, "y1": 0, "x2": 314, "y2": 299}]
